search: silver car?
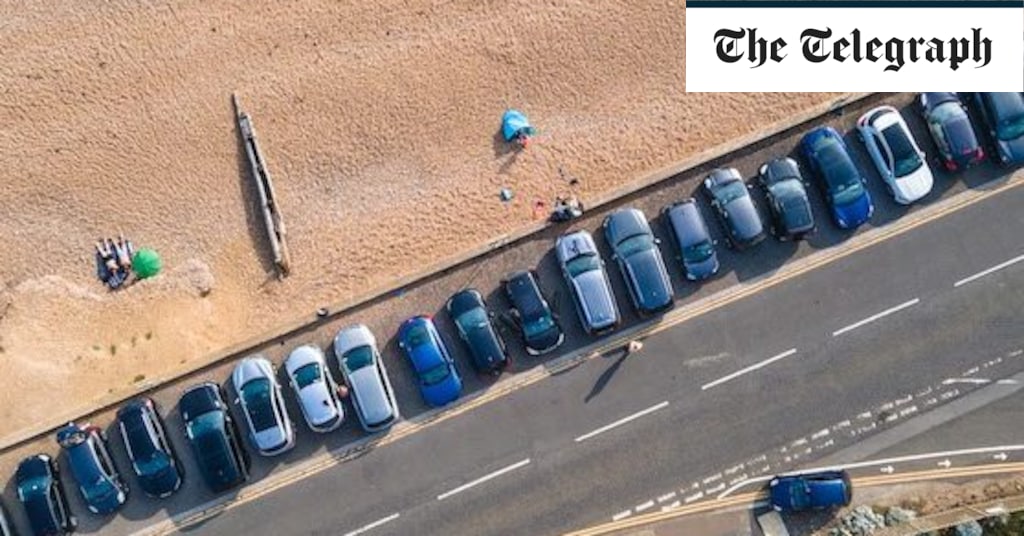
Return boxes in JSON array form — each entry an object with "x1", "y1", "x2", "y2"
[
  {"x1": 333, "y1": 325, "x2": 400, "y2": 433},
  {"x1": 231, "y1": 356, "x2": 295, "y2": 456},
  {"x1": 856, "y1": 105, "x2": 934, "y2": 205},
  {"x1": 555, "y1": 230, "x2": 620, "y2": 334},
  {"x1": 284, "y1": 345, "x2": 344, "y2": 433}
]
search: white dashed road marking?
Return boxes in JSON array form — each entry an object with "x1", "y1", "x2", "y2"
[
  {"x1": 954, "y1": 253, "x2": 1024, "y2": 287},
  {"x1": 831, "y1": 298, "x2": 920, "y2": 337},
  {"x1": 343, "y1": 513, "x2": 400, "y2": 536},
  {"x1": 701, "y1": 349, "x2": 798, "y2": 390},
  {"x1": 612, "y1": 510, "x2": 632, "y2": 521},
  {"x1": 436, "y1": 459, "x2": 531, "y2": 501},
  {"x1": 574, "y1": 402, "x2": 669, "y2": 442}
]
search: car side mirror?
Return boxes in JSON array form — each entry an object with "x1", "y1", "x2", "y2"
[{"x1": 654, "y1": 238, "x2": 661, "y2": 245}]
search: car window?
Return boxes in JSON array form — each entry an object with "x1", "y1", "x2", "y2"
[
  {"x1": 682, "y1": 241, "x2": 714, "y2": 263},
  {"x1": 565, "y1": 253, "x2": 600, "y2": 278},
  {"x1": 293, "y1": 362, "x2": 322, "y2": 389},
  {"x1": 523, "y1": 313, "x2": 555, "y2": 338},
  {"x1": 790, "y1": 482, "x2": 811, "y2": 509},
  {"x1": 715, "y1": 180, "x2": 747, "y2": 205},
  {"x1": 816, "y1": 142, "x2": 860, "y2": 192},
  {"x1": 420, "y1": 362, "x2": 451, "y2": 386},
  {"x1": 879, "y1": 124, "x2": 923, "y2": 176},
  {"x1": 403, "y1": 324, "x2": 431, "y2": 348},
  {"x1": 997, "y1": 114, "x2": 1024, "y2": 141},
  {"x1": 342, "y1": 346, "x2": 375, "y2": 372},
  {"x1": 239, "y1": 379, "x2": 277, "y2": 432},
  {"x1": 455, "y1": 307, "x2": 488, "y2": 334},
  {"x1": 617, "y1": 234, "x2": 653, "y2": 258}
]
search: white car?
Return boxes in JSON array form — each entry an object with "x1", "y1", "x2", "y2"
[
  {"x1": 284, "y1": 345, "x2": 344, "y2": 433},
  {"x1": 231, "y1": 356, "x2": 295, "y2": 456},
  {"x1": 333, "y1": 325, "x2": 400, "y2": 432},
  {"x1": 856, "y1": 105, "x2": 934, "y2": 205}
]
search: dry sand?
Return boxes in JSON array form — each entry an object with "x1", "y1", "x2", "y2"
[{"x1": 0, "y1": 0, "x2": 840, "y2": 437}]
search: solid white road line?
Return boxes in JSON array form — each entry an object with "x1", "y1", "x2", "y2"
[
  {"x1": 342, "y1": 513, "x2": 400, "y2": 536},
  {"x1": 436, "y1": 459, "x2": 531, "y2": 501},
  {"x1": 574, "y1": 402, "x2": 670, "y2": 442},
  {"x1": 954, "y1": 253, "x2": 1024, "y2": 288},
  {"x1": 831, "y1": 298, "x2": 920, "y2": 337},
  {"x1": 701, "y1": 349, "x2": 798, "y2": 391},
  {"x1": 942, "y1": 378, "x2": 991, "y2": 385}
]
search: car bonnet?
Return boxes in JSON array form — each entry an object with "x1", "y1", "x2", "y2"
[
  {"x1": 573, "y1": 269, "x2": 617, "y2": 327},
  {"x1": 349, "y1": 366, "x2": 394, "y2": 425}
]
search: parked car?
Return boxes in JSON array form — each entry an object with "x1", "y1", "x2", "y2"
[
  {"x1": 662, "y1": 199, "x2": 719, "y2": 281},
  {"x1": 502, "y1": 270, "x2": 565, "y2": 355},
  {"x1": 603, "y1": 208, "x2": 675, "y2": 315},
  {"x1": 284, "y1": 345, "x2": 345, "y2": 433},
  {"x1": 55, "y1": 422, "x2": 128, "y2": 515},
  {"x1": 856, "y1": 106, "x2": 934, "y2": 205},
  {"x1": 800, "y1": 126, "x2": 874, "y2": 229},
  {"x1": 231, "y1": 356, "x2": 295, "y2": 456},
  {"x1": 179, "y1": 383, "x2": 250, "y2": 493},
  {"x1": 116, "y1": 398, "x2": 183, "y2": 498},
  {"x1": 756, "y1": 158, "x2": 816, "y2": 241},
  {"x1": 918, "y1": 92, "x2": 984, "y2": 171},
  {"x1": 333, "y1": 325, "x2": 401, "y2": 432},
  {"x1": 446, "y1": 289, "x2": 509, "y2": 375},
  {"x1": 971, "y1": 92, "x2": 1024, "y2": 166},
  {"x1": 555, "y1": 230, "x2": 620, "y2": 334},
  {"x1": 769, "y1": 470, "x2": 853, "y2": 512},
  {"x1": 703, "y1": 168, "x2": 768, "y2": 248},
  {"x1": 16, "y1": 454, "x2": 76, "y2": 535},
  {"x1": 398, "y1": 316, "x2": 463, "y2": 407}
]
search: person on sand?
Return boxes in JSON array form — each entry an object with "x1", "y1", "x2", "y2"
[
  {"x1": 114, "y1": 233, "x2": 135, "y2": 272},
  {"x1": 95, "y1": 239, "x2": 126, "y2": 289}
]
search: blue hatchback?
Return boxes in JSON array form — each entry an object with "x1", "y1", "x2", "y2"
[
  {"x1": 398, "y1": 316, "x2": 463, "y2": 407},
  {"x1": 800, "y1": 127, "x2": 874, "y2": 230},
  {"x1": 769, "y1": 470, "x2": 852, "y2": 512},
  {"x1": 56, "y1": 422, "x2": 128, "y2": 515}
]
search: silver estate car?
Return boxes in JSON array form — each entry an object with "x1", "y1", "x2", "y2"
[
  {"x1": 231, "y1": 356, "x2": 296, "y2": 456},
  {"x1": 555, "y1": 230, "x2": 620, "y2": 334},
  {"x1": 284, "y1": 345, "x2": 344, "y2": 433},
  {"x1": 333, "y1": 325, "x2": 400, "y2": 432}
]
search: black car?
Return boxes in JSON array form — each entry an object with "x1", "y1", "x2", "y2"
[
  {"x1": 16, "y1": 454, "x2": 77, "y2": 535},
  {"x1": 971, "y1": 92, "x2": 1024, "y2": 166},
  {"x1": 918, "y1": 92, "x2": 984, "y2": 171},
  {"x1": 117, "y1": 398, "x2": 183, "y2": 498},
  {"x1": 662, "y1": 199, "x2": 719, "y2": 281},
  {"x1": 55, "y1": 422, "x2": 128, "y2": 515},
  {"x1": 446, "y1": 288, "x2": 509, "y2": 375},
  {"x1": 603, "y1": 208, "x2": 675, "y2": 315},
  {"x1": 757, "y1": 158, "x2": 816, "y2": 241},
  {"x1": 502, "y1": 270, "x2": 564, "y2": 356},
  {"x1": 179, "y1": 383, "x2": 251, "y2": 493},
  {"x1": 703, "y1": 168, "x2": 767, "y2": 249}
]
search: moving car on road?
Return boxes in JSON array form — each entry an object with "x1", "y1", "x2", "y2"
[
  {"x1": 284, "y1": 345, "x2": 345, "y2": 433},
  {"x1": 232, "y1": 356, "x2": 295, "y2": 456},
  {"x1": 16, "y1": 454, "x2": 77, "y2": 535},
  {"x1": 333, "y1": 325, "x2": 401, "y2": 432},
  {"x1": 603, "y1": 208, "x2": 674, "y2": 315},
  {"x1": 502, "y1": 270, "x2": 565, "y2": 355},
  {"x1": 918, "y1": 92, "x2": 984, "y2": 171},
  {"x1": 704, "y1": 168, "x2": 767, "y2": 248},
  {"x1": 856, "y1": 106, "x2": 934, "y2": 205},
  {"x1": 555, "y1": 230, "x2": 620, "y2": 334},
  {"x1": 398, "y1": 316, "x2": 463, "y2": 407},
  {"x1": 179, "y1": 382, "x2": 251, "y2": 493},
  {"x1": 800, "y1": 126, "x2": 874, "y2": 229},
  {"x1": 116, "y1": 398, "x2": 183, "y2": 498},
  {"x1": 662, "y1": 199, "x2": 719, "y2": 281},
  {"x1": 757, "y1": 158, "x2": 816, "y2": 241},
  {"x1": 769, "y1": 470, "x2": 852, "y2": 512},
  {"x1": 446, "y1": 289, "x2": 509, "y2": 375},
  {"x1": 971, "y1": 92, "x2": 1024, "y2": 166},
  {"x1": 55, "y1": 422, "x2": 128, "y2": 515}
]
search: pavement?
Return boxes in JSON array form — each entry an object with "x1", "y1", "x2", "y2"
[{"x1": 1, "y1": 91, "x2": 1022, "y2": 536}]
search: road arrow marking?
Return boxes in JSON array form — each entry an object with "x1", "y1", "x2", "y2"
[
  {"x1": 994, "y1": 453, "x2": 1008, "y2": 461},
  {"x1": 937, "y1": 460, "x2": 952, "y2": 469},
  {"x1": 880, "y1": 465, "x2": 895, "y2": 474}
]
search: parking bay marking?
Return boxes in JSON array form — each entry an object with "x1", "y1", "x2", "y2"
[
  {"x1": 954, "y1": 252, "x2": 1024, "y2": 288},
  {"x1": 343, "y1": 513, "x2": 400, "y2": 536},
  {"x1": 701, "y1": 349, "x2": 798, "y2": 391},
  {"x1": 574, "y1": 402, "x2": 670, "y2": 442},
  {"x1": 436, "y1": 458, "x2": 531, "y2": 501},
  {"x1": 831, "y1": 298, "x2": 920, "y2": 337}
]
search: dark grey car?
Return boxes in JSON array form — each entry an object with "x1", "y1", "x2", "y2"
[
  {"x1": 663, "y1": 199, "x2": 719, "y2": 281},
  {"x1": 757, "y1": 158, "x2": 816, "y2": 241},
  {"x1": 603, "y1": 208, "x2": 674, "y2": 316},
  {"x1": 555, "y1": 230, "x2": 620, "y2": 334},
  {"x1": 704, "y1": 168, "x2": 766, "y2": 249},
  {"x1": 971, "y1": 92, "x2": 1024, "y2": 166}
]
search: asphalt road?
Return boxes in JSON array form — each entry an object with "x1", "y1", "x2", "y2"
[{"x1": 181, "y1": 170, "x2": 1024, "y2": 535}]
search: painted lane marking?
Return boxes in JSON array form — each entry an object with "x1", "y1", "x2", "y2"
[
  {"x1": 436, "y1": 459, "x2": 531, "y2": 501},
  {"x1": 657, "y1": 492, "x2": 677, "y2": 503},
  {"x1": 701, "y1": 349, "x2": 798, "y2": 390},
  {"x1": 684, "y1": 491, "x2": 704, "y2": 503},
  {"x1": 574, "y1": 402, "x2": 669, "y2": 442},
  {"x1": 612, "y1": 510, "x2": 632, "y2": 521},
  {"x1": 954, "y1": 252, "x2": 1024, "y2": 288},
  {"x1": 662, "y1": 501, "x2": 681, "y2": 511},
  {"x1": 831, "y1": 298, "x2": 920, "y2": 337},
  {"x1": 635, "y1": 500, "x2": 655, "y2": 512},
  {"x1": 342, "y1": 513, "x2": 400, "y2": 536},
  {"x1": 943, "y1": 378, "x2": 992, "y2": 385}
]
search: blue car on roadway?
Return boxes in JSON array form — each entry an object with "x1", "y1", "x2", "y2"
[
  {"x1": 800, "y1": 127, "x2": 874, "y2": 230},
  {"x1": 398, "y1": 315, "x2": 463, "y2": 407},
  {"x1": 769, "y1": 470, "x2": 852, "y2": 512}
]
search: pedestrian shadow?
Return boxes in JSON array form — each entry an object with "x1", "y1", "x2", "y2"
[{"x1": 584, "y1": 346, "x2": 630, "y2": 403}]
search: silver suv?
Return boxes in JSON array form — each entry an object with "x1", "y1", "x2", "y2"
[
  {"x1": 334, "y1": 325, "x2": 400, "y2": 432},
  {"x1": 555, "y1": 230, "x2": 620, "y2": 334}
]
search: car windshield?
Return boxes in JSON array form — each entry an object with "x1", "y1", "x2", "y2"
[
  {"x1": 343, "y1": 346, "x2": 374, "y2": 372},
  {"x1": 566, "y1": 253, "x2": 600, "y2": 278},
  {"x1": 880, "y1": 124, "x2": 923, "y2": 177},
  {"x1": 455, "y1": 307, "x2": 488, "y2": 334},
  {"x1": 682, "y1": 241, "x2": 714, "y2": 263},
  {"x1": 715, "y1": 180, "x2": 747, "y2": 205},
  {"x1": 790, "y1": 482, "x2": 811, "y2": 509},
  {"x1": 815, "y1": 139, "x2": 861, "y2": 198},
  {"x1": 524, "y1": 313, "x2": 555, "y2": 338},
  {"x1": 81, "y1": 476, "x2": 116, "y2": 505},
  {"x1": 187, "y1": 411, "x2": 221, "y2": 437},
  {"x1": 240, "y1": 379, "x2": 276, "y2": 432},
  {"x1": 617, "y1": 234, "x2": 653, "y2": 258},
  {"x1": 832, "y1": 180, "x2": 865, "y2": 206},
  {"x1": 404, "y1": 324, "x2": 431, "y2": 349},
  {"x1": 997, "y1": 114, "x2": 1024, "y2": 141},
  {"x1": 293, "y1": 363, "x2": 322, "y2": 389},
  {"x1": 420, "y1": 362, "x2": 451, "y2": 386}
]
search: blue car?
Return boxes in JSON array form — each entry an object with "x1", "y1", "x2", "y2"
[
  {"x1": 16, "y1": 454, "x2": 77, "y2": 535},
  {"x1": 800, "y1": 127, "x2": 874, "y2": 230},
  {"x1": 769, "y1": 470, "x2": 852, "y2": 512},
  {"x1": 56, "y1": 422, "x2": 128, "y2": 515},
  {"x1": 398, "y1": 316, "x2": 463, "y2": 407}
]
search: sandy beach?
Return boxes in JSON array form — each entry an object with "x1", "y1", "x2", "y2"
[{"x1": 0, "y1": 0, "x2": 840, "y2": 437}]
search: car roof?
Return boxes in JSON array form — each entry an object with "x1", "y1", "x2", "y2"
[
  {"x1": 667, "y1": 200, "x2": 711, "y2": 247},
  {"x1": 505, "y1": 271, "x2": 547, "y2": 319},
  {"x1": 180, "y1": 383, "x2": 221, "y2": 422},
  {"x1": 447, "y1": 288, "x2": 483, "y2": 316}
]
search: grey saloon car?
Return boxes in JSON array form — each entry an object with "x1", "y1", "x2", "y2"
[
  {"x1": 555, "y1": 230, "x2": 620, "y2": 334},
  {"x1": 662, "y1": 199, "x2": 720, "y2": 281},
  {"x1": 333, "y1": 325, "x2": 401, "y2": 432},
  {"x1": 704, "y1": 167, "x2": 766, "y2": 249},
  {"x1": 603, "y1": 208, "x2": 674, "y2": 316},
  {"x1": 757, "y1": 158, "x2": 816, "y2": 241}
]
